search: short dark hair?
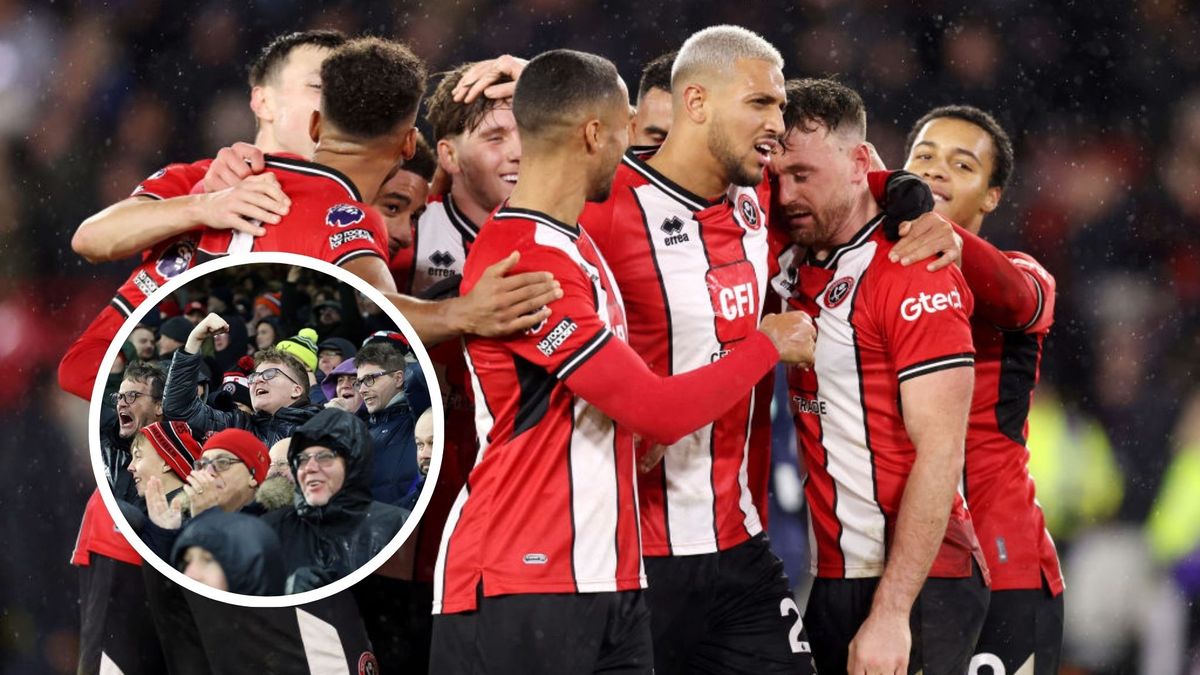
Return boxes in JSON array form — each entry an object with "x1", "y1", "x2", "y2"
[
  {"x1": 254, "y1": 348, "x2": 310, "y2": 401},
  {"x1": 355, "y1": 343, "x2": 407, "y2": 372},
  {"x1": 403, "y1": 133, "x2": 437, "y2": 181},
  {"x1": 904, "y1": 105, "x2": 1014, "y2": 190},
  {"x1": 426, "y1": 62, "x2": 514, "y2": 142},
  {"x1": 124, "y1": 361, "x2": 166, "y2": 400},
  {"x1": 248, "y1": 30, "x2": 348, "y2": 88},
  {"x1": 637, "y1": 51, "x2": 676, "y2": 103},
  {"x1": 513, "y1": 49, "x2": 623, "y2": 138},
  {"x1": 782, "y1": 78, "x2": 867, "y2": 144},
  {"x1": 320, "y1": 37, "x2": 428, "y2": 139}
]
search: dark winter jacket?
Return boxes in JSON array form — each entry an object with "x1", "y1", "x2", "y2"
[
  {"x1": 100, "y1": 406, "x2": 137, "y2": 502},
  {"x1": 364, "y1": 361, "x2": 431, "y2": 505},
  {"x1": 171, "y1": 510, "x2": 286, "y2": 596},
  {"x1": 264, "y1": 409, "x2": 408, "y2": 591},
  {"x1": 163, "y1": 348, "x2": 319, "y2": 445}
]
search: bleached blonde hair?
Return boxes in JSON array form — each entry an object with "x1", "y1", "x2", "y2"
[{"x1": 671, "y1": 25, "x2": 784, "y2": 91}]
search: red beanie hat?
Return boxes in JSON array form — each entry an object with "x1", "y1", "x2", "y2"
[
  {"x1": 202, "y1": 428, "x2": 270, "y2": 484},
  {"x1": 139, "y1": 421, "x2": 202, "y2": 481}
]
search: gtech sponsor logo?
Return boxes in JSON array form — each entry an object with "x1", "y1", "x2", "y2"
[
  {"x1": 536, "y1": 317, "x2": 578, "y2": 357},
  {"x1": 900, "y1": 290, "x2": 963, "y2": 321}
]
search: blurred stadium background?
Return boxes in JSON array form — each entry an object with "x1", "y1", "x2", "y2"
[{"x1": 0, "y1": 1, "x2": 1196, "y2": 672}]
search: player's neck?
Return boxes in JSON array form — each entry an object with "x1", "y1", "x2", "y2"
[
  {"x1": 312, "y1": 143, "x2": 397, "y2": 204},
  {"x1": 448, "y1": 182, "x2": 491, "y2": 227},
  {"x1": 252, "y1": 126, "x2": 295, "y2": 156},
  {"x1": 812, "y1": 189, "x2": 880, "y2": 259},
  {"x1": 506, "y1": 158, "x2": 585, "y2": 229},
  {"x1": 648, "y1": 130, "x2": 731, "y2": 201}
]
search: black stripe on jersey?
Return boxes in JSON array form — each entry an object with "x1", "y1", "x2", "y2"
[
  {"x1": 135, "y1": 192, "x2": 165, "y2": 201},
  {"x1": 846, "y1": 264, "x2": 887, "y2": 573},
  {"x1": 996, "y1": 333, "x2": 1041, "y2": 445},
  {"x1": 621, "y1": 150, "x2": 718, "y2": 212},
  {"x1": 511, "y1": 355, "x2": 555, "y2": 437},
  {"x1": 555, "y1": 329, "x2": 612, "y2": 380},
  {"x1": 110, "y1": 293, "x2": 135, "y2": 318},
  {"x1": 444, "y1": 194, "x2": 481, "y2": 242},
  {"x1": 896, "y1": 353, "x2": 976, "y2": 383},
  {"x1": 1003, "y1": 270, "x2": 1046, "y2": 333},
  {"x1": 808, "y1": 214, "x2": 884, "y2": 270},
  {"x1": 495, "y1": 207, "x2": 579, "y2": 241},
  {"x1": 331, "y1": 248, "x2": 383, "y2": 268},
  {"x1": 264, "y1": 155, "x2": 362, "y2": 202}
]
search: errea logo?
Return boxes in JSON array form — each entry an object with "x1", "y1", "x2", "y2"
[{"x1": 900, "y1": 290, "x2": 963, "y2": 321}]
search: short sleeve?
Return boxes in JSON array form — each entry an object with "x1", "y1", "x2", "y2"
[
  {"x1": 130, "y1": 160, "x2": 210, "y2": 200},
  {"x1": 872, "y1": 260, "x2": 976, "y2": 384},
  {"x1": 1005, "y1": 251, "x2": 1056, "y2": 335},
  {"x1": 498, "y1": 244, "x2": 613, "y2": 380},
  {"x1": 324, "y1": 203, "x2": 389, "y2": 267}
]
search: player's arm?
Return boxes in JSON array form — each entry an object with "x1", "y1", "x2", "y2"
[
  {"x1": 564, "y1": 312, "x2": 814, "y2": 447},
  {"x1": 954, "y1": 228, "x2": 1052, "y2": 331},
  {"x1": 848, "y1": 364, "x2": 974, "y2": 674},
  {"x1": 71, "y1": 175, "x2": 289, "y2": 263},
  {"x1": 384, "y1": 251, "x2": 561, "y2": 346}
]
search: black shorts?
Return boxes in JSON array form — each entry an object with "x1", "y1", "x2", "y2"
[
  {"x1": 352, "y1": 576, "x2": 433, "y2": 675},
  {"x1": 76, "y1": 555, "x2": 166, "y2": 675},
  {"x1": 970, "y1": 584, "x2": 1063, "y2": 675},
  {"x1": 806, "y1": 560, "x2": 990, "y2": 675},
  {"x1": 430, "y1": 588, "x2": 653, "y2": 674},
  {"x1": 643, "y1": 533, "x2": 816, "y2": 675}
]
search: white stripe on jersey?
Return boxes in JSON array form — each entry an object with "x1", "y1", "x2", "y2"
[
  {"x1": 532, "y1": 224, "x2": 625, "y2": 332},
  {"x1": 570, "y1": 396, "x2": 621, "y2": 592},
  {"x1": 228, "y1": 228, "x2": 256, "y2": 255},
  {"x1": 295, "y1": 608, "x2": 350, "y2": 673},
  {"x1": 98, "y1": 652, "x2": 123, "y2": 675},
  {"x1": 411, "y1": 197, "x2": 476, "y2": 295},
  {"x1": 811, "y1": 240, "x2": 888, "y2": 578}
]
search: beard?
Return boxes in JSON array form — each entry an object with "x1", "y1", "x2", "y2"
[
  {"x1": 255, "y1": 476, "x2": 295, "y2": 511},
  {"x1": 788, "y1": 191, "x2": 855, "y2": 248},
  {"x1": 707, "y1": 115, "x2": 763, "y2": 188}
]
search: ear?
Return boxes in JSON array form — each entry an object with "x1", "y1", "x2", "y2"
[
  {"x1": 250, "y1": 85, "x2": 272, "y2": 123},
  {"x1": 249, "y1": 476, "x2": 258, "y2": 488},
  {"x1": 154, "y1": 400, "x2": 164, "y2": 418},
  {"x1": 437, "y1": 138, "x2": 461, "y2": 176},
  {"x1": 849, "y1": 141, "x2": 871, "y2": 182},
  {"x1": 583, "y1": 119, "x2": 603, "y2": 155},
  {"x1": 981, "y1": 186, "x2": 1002, "y2": 215},
  {"x1": 291, "y1": 383, "x2": 303, "y2": 400},
  {"x1": 400, "y1": 127, "x2": 417, "y2": 161},
  {"x1": 308, "y1": 109, "x2": 322, "y2": 145},
  {"x1": 681, "y1": 84, "x2": 708, "y2": 124}
]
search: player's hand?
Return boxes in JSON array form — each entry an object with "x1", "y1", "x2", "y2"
[
  {"x1": 195, "y1": 173, "x2": 289, "y2": 235},
  {"x1": 888, "y1": 211, "x2": 962, "y2": 271},
  {"x1": 865, "y1": 142, "x2": 887, "y2": 171},
  {"x1": 204, "y1": 142, "x2": 268, "y2": 192},
  {"x1": 455, "y1": 251, "x2": 562, "y2": 336},
  {"x1": 637, "y1": 437, "x2": 668, "y2": 473},
  {"x1": 146, "y1": 475, "x2": 183, "y2": 530},
  {"x1": 453, "y1": 55, "x2": 527, "y2": 102},
  {"x1": 847, "y1": 608, "x2": 910, "y2": 675},
  {"x1": 759, "y1": 311, "x2": 816, "y2": 368},
  {"x1": 183, "y1": 470, "x2": 221, "y2": 517}
]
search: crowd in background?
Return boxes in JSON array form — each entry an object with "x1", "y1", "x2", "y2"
[{"x1": 0, "y1": 0, "x2": 1197, "y2": 672}]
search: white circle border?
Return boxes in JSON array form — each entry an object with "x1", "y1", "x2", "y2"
[{"x1": 89, "y1": 251, "x2": 446, "y2": 607}]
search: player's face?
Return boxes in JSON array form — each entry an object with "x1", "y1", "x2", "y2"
[
  {"x1": 631, "y1": 87, "x2": 672, "y2": 146},
  {"x1": 335, "y1": 374, "x2": 363, "y2": 411},
  {"x1": 267, "y1": 45, "x2": 331, "y2": 156},
  {"x1": 250, "y1": 360, "x2": 302, "y2": 415},
  {"x1": 296, "y1": 444, "x2": 346, "y2": 507},
  {"x1": 588, "y1": 81, "x2": 633, "y2": 203},
  {"x1": 904, "y1": 117, "x2": 1000, "y2": 235},
  {"x1": 357, "y1": 362, "x2": 404, "y2": 414},
  {"x1": 772, "y1": 123, "x2": 857, "y2": 248},
  {"x1": 117, "y1": 378, "x2": 161, "y2": 438},
  {"x1": 128, "y1": 437, "x2": 168, "y2": 497},
  {"x1": 182, "y1": 547, "x2": 229, "y2": 591},
  {"x1": 707, "y1": 58, "x2": 785, "y2": 187},
  {"x1": 414, "y1": 415, "x2": 434, "y2": 476},
  {"x1": 374, "y1": 169, "x2": 429, "y2": 257},
  {"x1": 130, "y1": 327, "x2": 156, "y2": 360},
  {"x1": 255, "y1": 321, "x2": 276, "y2": 349},
  {"x1": 451, "y1": 105, "x2": 521, "y2": 214}
]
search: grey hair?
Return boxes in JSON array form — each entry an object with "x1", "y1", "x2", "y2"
[{"x1": 671, "y1": 25, "x2": 784, "y2": 90}]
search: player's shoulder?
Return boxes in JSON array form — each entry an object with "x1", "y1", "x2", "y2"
[
  {"x1": 264, "y1": 154, "x2": 362, "y2": 203},
  {"x1": 470, "y1": 207, "x2": 583, "y2": 274},
  {"x1": 1004, "y1": 249, "x2": 1056, "y2": 288}
]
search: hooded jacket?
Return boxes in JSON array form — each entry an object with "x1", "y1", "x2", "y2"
[
  {"x1": 263, "y1": 409, "x2": 408, "y2": 590},
  {"x1": 171, "y1": 510, "x2": 286, "y2": 596},
  {"x1": 163, "y1": 348, "x2": 319, "y2": 446}
]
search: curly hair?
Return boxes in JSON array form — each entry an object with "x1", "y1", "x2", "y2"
[
  {"x1": 320, "y1": 37, "x2": 428, "y2": 139},
  {"x1": 782, "y1": 78, "x2": 867, "y2": 143},
  {"x1": 425, "y1": 62, "x2": 514, "y2": 142},
  {"x1": 123, "y1": 361, "x2": 166, "y2": 400},
  {"x1": 905, "y1": 105, "x2": 1014, "y2": 189},
  {"x1": 247, "y1": 30, "x2": 348, "y2": 88}
]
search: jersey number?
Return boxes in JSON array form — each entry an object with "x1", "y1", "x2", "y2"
[{"x1": 778, "y1": 598, "x2": 811, "y2": 654}]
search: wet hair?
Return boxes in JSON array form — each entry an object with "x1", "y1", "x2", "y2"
[
  {"x1": 253, "y1": 348, "x2": 310, "y2": 400},
  {"x1": 512, "y1": 49, "x2": 623, "y2": 138},
  {"x1": 355, "y1": 343, "x2": 407, "y2": 373},
  {"x1": 425, "y1": 62, "x2": 515, "y2": 141},
  {"x1": 672, "y1": 25, "x2": 782, "y2": 89},
  {"x1": 247, "y1": 30, "x2": 348, "y2": 88},
  {"x1": 782, "y1": 78, "x2": 867, "y2": 144},
  {"x1": 402, "y1": 133, "x2": 437, "y2": 181},
  {"x1": 123, "y1": 361, "x2": 166, "y2": 400},
  {"x1": 320, "y1": 37, "x2": 428, "y2": 139},
  {"x1": 637, "y1": 51, "x2": 676, "y2": 102},
  {"x1": 905, "y1": 105, "x2": 1014, "y2": 189}
]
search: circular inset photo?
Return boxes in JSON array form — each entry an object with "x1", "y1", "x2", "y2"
[{"x1": 89, "y1": 253, "x2": 444, "y2": 606}]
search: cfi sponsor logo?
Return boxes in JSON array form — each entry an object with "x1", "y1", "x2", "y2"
[
  {"x1": 900, "y1": 290, "x2": 963, "y2": 321},
  {"x1": 155, "y1": 241, "x2": 196, "y2": 279},
  {"x1": 823, "y1": 276, "x2": 854, "y2": 308},
  {"x1": 326, "y1": 204, "x2": 366, "y2": 228}
]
